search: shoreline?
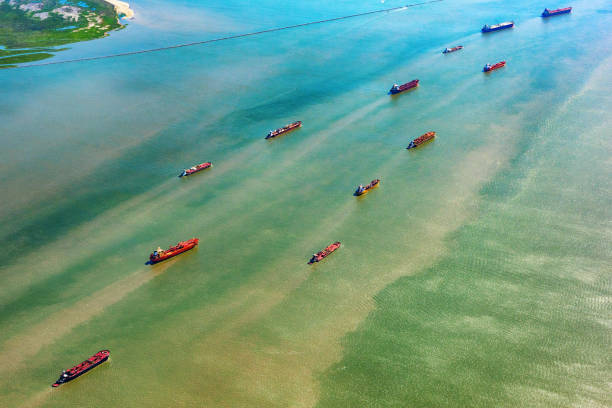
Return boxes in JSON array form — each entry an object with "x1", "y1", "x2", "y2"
[{"x1": 103, "y1": 0, "x2": 135, "y2": 19}]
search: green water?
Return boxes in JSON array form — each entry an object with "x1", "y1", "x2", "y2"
[{"x1": 0, "y1": 0, "x2": 610, "y2": 407}]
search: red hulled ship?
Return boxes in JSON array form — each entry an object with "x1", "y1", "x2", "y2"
[
  {"x1": 407, "y1": 131, "x2": 436, "y2": 149},
  {"x1": 266, "y1": 121, "x2": 302, "y2": 139},
  {"x1": 542, "y1": 7, "x2": 572, "y2": 17},
  {"x1": 443, "y1": 45, "x2": 463, "y2": 54},
  {"x1": 52, "y1": 350, "x2": 109, "y2": 387},
  {"x1": 309, "y1": 242, "x2": 341, "y2": 264},
  {"x1": 149, "y1": 238, "x2": 199, "y2": 264},
  {"x1": 389, "y1": 79, "x2": 419, "y2": 94},
  {"x1": 179, "y1": 162, "x2": 212, "y2": 177},
  {"x1": 483, "y1": 61, "x2": 506, "y2": 72}
]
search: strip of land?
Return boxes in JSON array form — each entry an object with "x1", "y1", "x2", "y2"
[{"x1": 0, "y1": 0, "x2": 133, "y2": 67}]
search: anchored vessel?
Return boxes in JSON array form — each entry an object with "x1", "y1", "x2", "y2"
[
  {"x1": 309, "y1": 242, "x2": 341, "y2": 264},
  {"x1": 149, "y1": 238, "x2": 199, "y2": 264},
  {"x1": 481, "y1": 21, "x2": 514, "y2": 32},
  {"x1": 179, "y1": 162, "x2": 212, "y2": 177},
  {"x1": 443, "y1": 45, "x2": 463, "y2": 54},
  {"x1": 483, "y1": 61, "x2": 506, "y2": 72},
  {"x1": 52, "y1": 350, "x2": 110, "y2": 387},
  {"x1": 355, "y1": 179, "x2": 380, "y2": 196},
  {"x1": 542, "y1": 7, "x2": 572, "y2": 17},
  {"x1": 407, "y1": 131, "x2": 436, "y2": 149},
  {"x1": 389, "y1": 79, "x2": 419, "y2": 95},
  {"x1": 266, "y1": 121, "x2": 302, "y2": 139}
]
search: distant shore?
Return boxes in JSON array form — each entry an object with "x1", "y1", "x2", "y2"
[
  {"x1": 0, "y1": 0, "x2": 129, "y2": 67},
  {"x1": 104, "y1": 0, "x2": 134, "y2": 19}
]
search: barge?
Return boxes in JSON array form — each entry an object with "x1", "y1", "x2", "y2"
[
  {"x1": 149, "y1": 238, "x2": 199, "y2": 264},
  {"x1": 309, "y1": 242, "x2": 341, "y2": 264},
  {"x1": 389, "y1": 79, "x2": 419, "y2": 95},
  {"x1": 52, "y1": 350, "x2": 110, "y2": 387},
  {"x1": 482, "y1": 21, "x2": 514, "y2": 32},
  {"x1": 407, "y1": 131, "x2": 436, "y2": 149}
]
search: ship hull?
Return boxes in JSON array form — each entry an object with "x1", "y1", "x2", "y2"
[
  {"x1": 52, "y1": 351, "x2": 110, "y2": 387},
  {"x1": 443, "y1": 46, "x2": 463, "y2": 54},
  {"x1": 542, "y1": 8, "x2": 571, "y2": 17},
  {"x1": 355, "y1": 180, "x2": 380, "y2": 196},
  {"x1": 179, "y1": 163, "x2": 212, "y2": 177},
  {"x1": 483, "y1": 62, "x2": 506, "y2": 72},
  {"x1": 390, "y1": 87, "x2": 416, "y2": 95},
  {"x1": 482, "y1": 23, "x2": 514, "y2": 32},
  {"x1": 52, "y1": 356, "x2": 109, "y2": 387},
  {"x1": 407, "y1": 138, "x2": 435, "y2": 149},
  {"x1": 407, "y1": 132, "x2": 436, "y2": 149},
  {"x1": 309, "y1": 242, "x2": 341, "y2": 264},
  {"x1": 389, "y1": 83, "x2": 418, "y2": 94},
  {"x1": 265, "y1": 122, "x2": 302, "y2": 139},
  {"x1": 149, "y1": 243, "x2": 197, "y2": 264}
]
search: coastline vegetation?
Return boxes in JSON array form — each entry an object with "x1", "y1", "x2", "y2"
[{"x1": 0, "y1": 0, "x2": 124, "y2": 68}]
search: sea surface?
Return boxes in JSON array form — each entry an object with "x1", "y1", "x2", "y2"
[{"x1": 1, "y1": 0, "x2": 611, "y2": 407}]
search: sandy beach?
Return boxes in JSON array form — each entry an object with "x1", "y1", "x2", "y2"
[{"x1": 104, "y1": 0, "x2": 134, "y2": 19}]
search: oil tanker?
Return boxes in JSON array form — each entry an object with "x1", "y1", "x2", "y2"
[
  {"x1": 443, "y1": 45, "x2": 463, "y2": 54},
  {"x1": 179, "y1": 162, "x2": 212, "y2": 177},
  {"x1": 407, "y1": 131, "x2": 436, "y2": 149},
  {"x1": 483, "y1": 61, "x2": 506, "y2": 72},
  {"x1": 149, "y1": 238, "x2": 199, "y2": 264},
  {"x1": 481, "y1": 21, "x2": 514, "y2": 32},
  {"x1": 542, "y1": 7, "x2": 572, "y2": 17},
  {"x1": 355, "y1": 179, "x2": 380, "y2": 196},
  {"x1": 309, "y1": 242, "x2": 341, "y2": 264},
  {"x1": 266, "y1": 121, "x2": 302, "y2": 139},
  {"x1": 52, "y1": 350, "x2": 110, "y2": 387},
  {"x1": 389, "y1": 79, "x2": 419, "y2": 95}
]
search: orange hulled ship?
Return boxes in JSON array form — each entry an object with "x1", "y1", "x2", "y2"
[
  {"x1": 407, "y1": 131, "x2": 436, "y2": 149},
  {"x1": 355, "y1": 179, "x2": 380, "y2": 196}
]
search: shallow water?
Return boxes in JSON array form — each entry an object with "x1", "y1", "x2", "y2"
[{"x1": 1, "y1": 0, "x2": 611, "y2": 407}]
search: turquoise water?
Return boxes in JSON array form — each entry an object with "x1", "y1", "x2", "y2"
[{"x1": 1, "y1": 0, "x2": 611, "y2": 407}]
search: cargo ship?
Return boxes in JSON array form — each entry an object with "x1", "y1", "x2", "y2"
[
  {"x1": 266, "y1": 121, "x2": 302, "y2": 139},
  {"x1": 179, "y1": 162, "x2": 212, "y2": 177},
  {"x1": 309, "y1": 242, "x2": 341, "y2": 264},
  {"x1": 481, "y1": 21, "x2": 514, "y2": 32},
  {"x1": 52, "y1": 350, "x2": 110, "y2": 387},
  {"x1": 483, "y1": 61, "x2": 506, "y2": 72},
  {"x1": 443, "y1": 45, "x2": 463, "y2": 54},
  {"x1": 542, "y1": 7, "x2": 572, "y2": 17},
  {"x1": 389, "y1": 79, "x2": 419, "y2": 95},
  {"x1": 407, "y1": 131, "x2": 436, "y2": 149},
  {"x1": 355, "y1": 179, "x2": 380, "y2": 196},
  {"x1": 149, "y1": 238, "x2": 199, "y2": 264}
]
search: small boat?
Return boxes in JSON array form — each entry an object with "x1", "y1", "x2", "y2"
[
  {"x1": 407, "y1": 131, "x2": 436, "y2": 149},
  {"x1": 52, "y1": 350, "x2": 110, "y2": 387},
  {"x1": 481, "y1": 21, "x2": 514, "y2": 32},
  {"x1": 309, "y1": 242, "x2": 341, "y2": 264},
  {"x1": 266, "y1": 121, "x2": 302, "y2": 139},
  {"x1": 541, "y1": 7, "x2": 572, "y2": 17},
  {"x1": 483, "y1": 61, "x2": 506, "y2": 72},
  {"x1": 389, "y1": 79, "x2": 419, "y2": 95},
  {"x1": 443, "y1": 45, "x2": 463, "y2": 54},
  {"x1": 354, "y1": 179, "x2": 380, "y2": 196},
  {"x1": 149, "y1": 238, "x2": 199, "y2": 264},
  {"x1": 179, "y1": 162, "x2": 212, "y2": 177}
]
